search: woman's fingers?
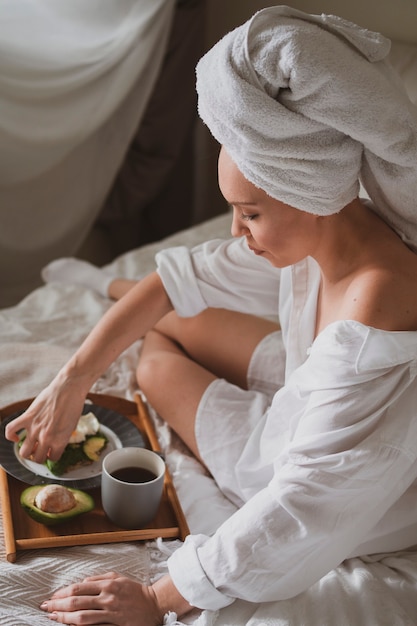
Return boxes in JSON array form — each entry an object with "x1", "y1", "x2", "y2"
[
  {"x1": 15, "y1": 425, "x2": 65, "y2": 463},
  {"x1": 45, "y1": 608, "x2": 103, "y2": 625},
  {"x1": 48, "y1": 572, "x2": 121, "y2": 601},
  {"x1": 40, "y1": 574, "x2": 162, "y2": 626},
  {"x1": 41, "y1": 581, "x2": 106, "y2": 624},
  {"x1": 5, "y1": 413, "x2": 29, "y2": 444},
  {"x1": 80, "y1": 572, "x2": 120, "y2": 583},
  {"x1": 5, "y1": 388, "x2": 85, "y2": 461}
]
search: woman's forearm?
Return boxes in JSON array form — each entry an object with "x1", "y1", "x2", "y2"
[{"x1": 5, "y1": 272, "x2": 173, "y2": 459}]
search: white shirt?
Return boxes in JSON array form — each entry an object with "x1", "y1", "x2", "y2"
[{"x1": 156, "y1": 237, "x2": 417, "y2": 610}]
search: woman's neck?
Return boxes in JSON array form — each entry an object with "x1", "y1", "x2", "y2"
[{"x1": 312, "y1": 198, "x2": 417, "y2": 335}]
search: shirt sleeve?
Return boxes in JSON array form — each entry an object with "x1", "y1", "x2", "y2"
[
  {"x1": 155, "y1": 237, "x2": 281, "y2": 318},
  {"x1": 167, "y1": 322, "x2": 417, "y2": 610}
]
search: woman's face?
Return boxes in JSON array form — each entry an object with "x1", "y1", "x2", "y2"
[{"x1": 218, "y1": 147, "x2": 319, "y2": 268}]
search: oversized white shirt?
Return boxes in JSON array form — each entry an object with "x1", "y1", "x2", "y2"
[{"x1": 156, "y1": 237, "x2": 417, "y2": 610}]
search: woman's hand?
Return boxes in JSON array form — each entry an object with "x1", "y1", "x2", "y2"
[
  {"x1": 40, "y1": 572, "x2": 166, "y2": 625},
  {"x1": 4, "y1": 370, "x2": 90, "y2": 464}
]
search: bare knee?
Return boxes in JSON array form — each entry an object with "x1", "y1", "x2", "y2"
[
  {"x1": 136, "y1": 329, "x2": 182, "y2": 397},
  {"x1": 136, "y1": 350, "x2": 165, "y2": 398}
]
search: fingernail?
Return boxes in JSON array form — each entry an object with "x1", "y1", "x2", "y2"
[
  {"x1": 40, "y1": 602, "x2": 48, "y2": 611},
  {"x1": 48, "y1": 613, "x2": 58, "y2": 621}
]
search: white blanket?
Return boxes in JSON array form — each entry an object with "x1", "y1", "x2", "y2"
[{"x1": 1, "y1": 213, "x2": 417, "y2": 625}]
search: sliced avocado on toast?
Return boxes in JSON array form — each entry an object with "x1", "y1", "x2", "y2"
[
  {"x1": 83, "y1": 434, "x2": 108, "y2": 462},
  {"x1": 44, "y1": 433, "x2": 108, "y2": 476},
  {"x1": 18, "y1": 429, "x2": 108, "y2": 476}
]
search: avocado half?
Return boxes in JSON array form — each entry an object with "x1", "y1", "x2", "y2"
[{"x1": 20, "y1": 485, "x2": 94, "y2": 526}]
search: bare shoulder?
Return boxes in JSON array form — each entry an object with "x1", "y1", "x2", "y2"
[
  {"x1": 343, "y1": 250, "x2": 417, "y2": 331},
  {"x1": 317, "y1": 200, "x2": 417, "y2": 333}
]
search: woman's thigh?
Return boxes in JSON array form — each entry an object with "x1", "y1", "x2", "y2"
[
  {"x1": 137, "y1": 329, "x2": 218, "y2": 461},
  {"x1": 155, "y1": 308, "x2": 280, "y2": 389},
  {"x1": 137, "y1": 309, "x2": 279, "y2": 460}
]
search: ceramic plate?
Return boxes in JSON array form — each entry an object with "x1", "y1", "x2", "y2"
[{"x1": 0, "y1": 403, "x2": 145, "y2": 489}]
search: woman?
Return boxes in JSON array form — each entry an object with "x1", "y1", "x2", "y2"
[{"x1": 6, "y1": 6, "x2": 417, "y2": 625}]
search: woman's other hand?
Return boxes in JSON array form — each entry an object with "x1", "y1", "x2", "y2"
[{"x1": 40, "y1": 572, "x2": 192, "y2": 625}]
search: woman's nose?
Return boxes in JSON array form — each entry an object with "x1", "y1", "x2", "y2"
[{"x1": 230, "y1": 209, "x2": 248, "y2": 238}]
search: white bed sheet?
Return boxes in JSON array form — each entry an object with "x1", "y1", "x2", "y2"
[{"x1": 1, "y1": 212, "x2": 417, "y2": 625}]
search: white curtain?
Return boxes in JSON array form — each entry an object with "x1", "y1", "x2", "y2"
[{"x1": 0, "y1": 0, "x2": 175, "y2": 306}]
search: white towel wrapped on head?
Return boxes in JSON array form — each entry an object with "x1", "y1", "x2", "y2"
[{"x1": 196, "y1": 5, "x2": 417, "y2": 250}]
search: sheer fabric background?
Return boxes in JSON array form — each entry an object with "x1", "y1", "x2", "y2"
[{"x1": 0, "y1": 0, "x2": 175, "y2": 306}]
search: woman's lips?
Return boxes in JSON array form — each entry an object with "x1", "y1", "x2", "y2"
[{"x1": 248, "y1": 245, "x2": 264, "y2": 256}]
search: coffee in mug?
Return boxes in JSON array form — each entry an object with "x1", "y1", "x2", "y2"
[{"x1": 101, "y1": 447, "x2": 165, "y2": 529}]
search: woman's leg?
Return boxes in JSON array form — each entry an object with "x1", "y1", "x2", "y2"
[
  {"x1": 108, "y1": 278, "x2": 137, "y2": 300},
  {"x1": 136, "y1": 308, "x2": 279, "y2": 460},
  {"x1": 137, "y1": 329, "x2": 215, "y2": 461},
  {"x1": 154, "y1": 308, "x2": 279, "y2": 388}
]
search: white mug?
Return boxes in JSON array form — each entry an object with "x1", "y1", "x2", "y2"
[{"x1": 101, "y1": 447, "x2": 165, "y2": 529}]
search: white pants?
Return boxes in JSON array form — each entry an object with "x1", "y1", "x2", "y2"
[{"x1": 195, "y1": 330, "x2": 284, "y2": 505}]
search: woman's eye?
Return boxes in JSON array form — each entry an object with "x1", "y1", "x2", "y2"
[{"x1": 241, "y1": 213, "x2": 257, "y2": 221}]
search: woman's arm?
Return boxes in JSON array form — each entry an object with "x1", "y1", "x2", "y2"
[{"x1": 5, "y1": 272, "x2": 172, "y2": 463}]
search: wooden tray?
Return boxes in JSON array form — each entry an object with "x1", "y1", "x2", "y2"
[{"x1": 0, "y1": 393, "x2": 189, "y2": 562}]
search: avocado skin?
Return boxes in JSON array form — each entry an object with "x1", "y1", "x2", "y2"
[{"x1": 20, "y1": 485, "x2": 94, "y2": 526}]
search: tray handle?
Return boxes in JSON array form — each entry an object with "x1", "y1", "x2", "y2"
[
  {"x1": 134, "y1": 393, "x2": 189, "y2": 541},
  {"x1": 135, "y1": 393, "x2": 161, "y2": 452},
  {"x1": 0, "y1": 467, "x2": 17, "y2": 562}
]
